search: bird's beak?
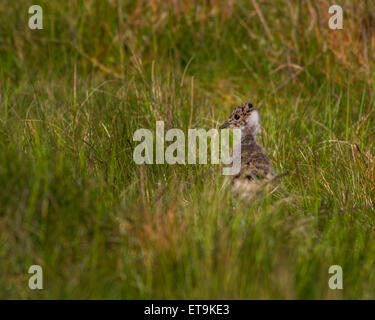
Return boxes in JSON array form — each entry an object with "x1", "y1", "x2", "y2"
[{"x1": 219, "y1": 121, "x2": 230, "y2": 129}]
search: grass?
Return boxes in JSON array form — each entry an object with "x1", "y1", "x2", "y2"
[{"x1": 0, "y1": 0, "x2": 375, "y2": 299}]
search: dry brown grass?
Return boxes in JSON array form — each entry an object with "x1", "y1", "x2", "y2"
[{"x1": 311, "y1": 0, "x2": 375, "y2": 76}]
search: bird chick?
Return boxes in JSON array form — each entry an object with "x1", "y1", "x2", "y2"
[{"x1": 220, "y1": 102, "x2": 274, "y2": 198}]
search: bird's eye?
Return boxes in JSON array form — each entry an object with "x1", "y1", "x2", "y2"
[{"x1": 234, "y1": 114, "x2": 240, "y2": 120}]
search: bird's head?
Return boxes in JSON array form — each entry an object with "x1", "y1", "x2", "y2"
[{"x1": 219, "y1": 102, "x2": 260, "y2": 141}]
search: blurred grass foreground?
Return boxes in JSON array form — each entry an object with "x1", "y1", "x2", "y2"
[{"x1": 0, "y1": 0, "x2": 375, "y2": 299}]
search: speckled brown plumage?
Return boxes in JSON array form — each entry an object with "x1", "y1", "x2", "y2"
[{"x1": 220, "y1": 102, "x2": 274, "y2": 197}]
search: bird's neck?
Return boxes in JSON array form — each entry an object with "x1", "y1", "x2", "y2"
[{"x1": 241, "y1": 133, "x2": 256, "y2": 146}]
